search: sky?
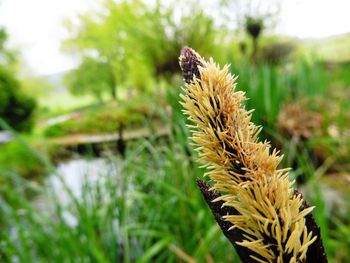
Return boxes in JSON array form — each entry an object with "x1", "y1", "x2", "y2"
[{"x1": 0, "y1": 0, "x2": 349, "y2": 76}]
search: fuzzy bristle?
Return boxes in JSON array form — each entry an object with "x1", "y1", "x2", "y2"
[{"x1": 180, "y1": 48, "x2": 317, "y2": 262}]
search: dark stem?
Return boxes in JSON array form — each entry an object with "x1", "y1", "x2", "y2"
[
  {"x1": 295, "y1": 190, "x2": 328, "y2": 263},
  {"x1": 196, "y1": 178, "x2": 263, "y2": 263},
  {"x1": 196, "y1": 179, "x2": 328, "y2": 263}
]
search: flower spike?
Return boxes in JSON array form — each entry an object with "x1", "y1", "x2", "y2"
[{"x1": 179, "y1": 47, "x2": 327, "y2": 263}]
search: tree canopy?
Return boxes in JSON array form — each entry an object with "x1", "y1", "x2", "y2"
[{"x1": 63, "y1": 0, "x2": 226, "y2": 100}]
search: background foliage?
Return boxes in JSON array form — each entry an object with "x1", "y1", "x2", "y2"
[{"x1": 0, "y1": 0, "x2": 349, "y2": 262}]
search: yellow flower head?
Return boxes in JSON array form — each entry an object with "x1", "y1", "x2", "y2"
[{"x1": 179, "y1": 47, "x2": 317, "y2": 262}]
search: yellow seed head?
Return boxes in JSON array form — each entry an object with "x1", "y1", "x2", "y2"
[{"x1": 180, "y1": 48, "x2": 316, "y2": 262}]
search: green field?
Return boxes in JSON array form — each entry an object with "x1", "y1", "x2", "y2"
[{"x1": 304, "y1": 33, "x2": 350, "y2": 62}]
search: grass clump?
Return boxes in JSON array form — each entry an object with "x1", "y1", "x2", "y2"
[
  {"x1": 0, "y1": 133, "x2": 242, "y2": 262},
  {"x1": 0, "y1": 140, "x2": 46, "y2": 181},
  {"x1": 0, "y1": 83, "x2": 348, "y2": 262}
]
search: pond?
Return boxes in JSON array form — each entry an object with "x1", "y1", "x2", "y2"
[{"x1": 34, "y1": 157, "x2": 119, "y2": 225}]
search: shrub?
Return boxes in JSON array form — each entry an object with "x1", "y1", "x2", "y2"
[
  {"x1": 0, "y1": 141, "x2": 45, "y2": 181},
  {"x1": 0, "y1": 67, "x2": 36, "y2": 131}
]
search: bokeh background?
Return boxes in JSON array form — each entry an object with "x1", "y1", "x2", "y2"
[{"x1": 0, "y1": 0, "x2": 349, "y2": 262}]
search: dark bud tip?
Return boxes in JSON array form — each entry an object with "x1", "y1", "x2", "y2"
[{"x1": 179, "y1": 47, "x2": 204, "y2": 84}]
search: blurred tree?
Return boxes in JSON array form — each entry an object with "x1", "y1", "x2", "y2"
[
  {"x1": 63, "y1": 0, "x2": 151, "y2": 100},
  {"x1": 0, "y1": 28, "x2": 18, "y2": 71},
  {"x1": 245, "y1": 16, "x2": 263, "y2": 62},
  {"x1": 0, "y1": 28, "x2": 16, "y2": 66},
  {"x1": 0, "y1": 67, "x2": 36, "y2": 131},
  {"x1": 63, "y1": 0, "x2": 223, "y2": 99},
  {"x1": 64, "y1": 57, "x2": 114, "y2": 102},
  {"x1": 152, "y1": 5, "x2": 222, "y2": 77},
  {"x1": 0, "y1": 28, "x2": 36, "y2": 131},
  {"x1": 220, "y1": 0, "x2": 281, "y2": 61}
]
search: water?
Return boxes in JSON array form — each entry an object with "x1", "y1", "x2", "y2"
[
  {"x1": 50, "y1": 158, "x2": 117, "y2": 203},
  {"x1": 34, "y1": 157, "x2": 119, "y2": 225},
  {"x1": 0, "y1": 131, "x2": 13, "y2": 143}
]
